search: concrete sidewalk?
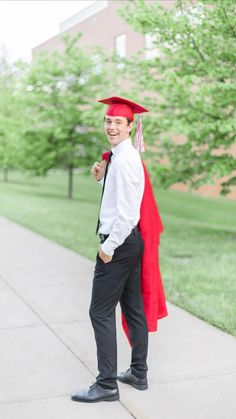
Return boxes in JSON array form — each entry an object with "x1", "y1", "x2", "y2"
[{"x1": 0, "y1": 215, "x2": 235, "y2": 419}]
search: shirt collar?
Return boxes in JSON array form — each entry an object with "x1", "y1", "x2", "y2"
[{"x1": 111, "y1": 138, "x2": 131, "y2": 156}]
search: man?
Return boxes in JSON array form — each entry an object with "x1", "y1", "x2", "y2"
[{"x1": 71, "y1": 96, "x2": 149, "y2": 403}]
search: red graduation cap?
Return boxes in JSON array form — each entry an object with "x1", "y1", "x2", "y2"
[
  {"x1": 98, "y1": 96, "x2": 148, "y2": 122},
  {"x1": 98, "y1": 96, "x2": 148, "y2": 152}
]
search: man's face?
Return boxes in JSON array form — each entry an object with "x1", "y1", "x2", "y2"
[{"x1": 104, "y1": 115, "x2": 133, "y2": 147}]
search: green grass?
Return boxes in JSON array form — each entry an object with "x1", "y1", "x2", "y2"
[{"x1": 0, "y1": 169, "x2": 236, "y2": 336}]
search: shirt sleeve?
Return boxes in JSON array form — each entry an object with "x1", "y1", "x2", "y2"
[{"x1": 101, "y1": 158, "x2": 142, "y2": 256}]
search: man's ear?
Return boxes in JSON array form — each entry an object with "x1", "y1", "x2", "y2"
[{"x1": 128, "y1": 122, "x2": 133, "y2": 133}]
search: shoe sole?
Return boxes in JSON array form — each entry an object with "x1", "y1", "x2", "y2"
[
  {"x1": 117, "y1": 379, "x2": 148, "y2": 391},
  {"x1": 71, "y1": 395, "x2": 120, "y2": 403}
]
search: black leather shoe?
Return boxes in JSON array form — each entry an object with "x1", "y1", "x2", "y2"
[
  {"x1": 117, "y1": 368, "x2": 148, "y2": 390},
  {"x1": 71, "y1": 383, "x2": 119, "y2": 403}
]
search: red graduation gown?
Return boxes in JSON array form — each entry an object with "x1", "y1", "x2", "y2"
[{"x1": 101, "y1": 151, "x2": 168, "y2": 343}]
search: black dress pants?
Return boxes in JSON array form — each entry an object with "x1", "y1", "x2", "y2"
[{"x1": 89, "y1": 228, "x2": 148, "y2": 390}]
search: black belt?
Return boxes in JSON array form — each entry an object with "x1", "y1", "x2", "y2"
[{"x1": 99, "y1": 227, "x2": 138, "y2": 244}]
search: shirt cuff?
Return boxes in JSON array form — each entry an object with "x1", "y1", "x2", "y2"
[{"x1": 101, "y1": 241, "x2": 114, "y2": 257}]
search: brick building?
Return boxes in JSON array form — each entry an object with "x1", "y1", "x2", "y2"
[
  {"x1": 32, "y1": 0, "x2": 236, "y2": 200},
  {"x1": 32, "y1": 0, "x2": 163, "y2": 60}
]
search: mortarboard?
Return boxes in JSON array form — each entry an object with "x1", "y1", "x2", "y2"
[
  {"x1": 98, "y1": 96, "x2": 148, "y2": 122},
  {"x1": 98, "y1": 96, "x2": 148, "y2": 152}
]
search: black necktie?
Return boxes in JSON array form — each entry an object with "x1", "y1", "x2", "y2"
[{"x1": 95, "y1": 151, "x2": 113, "y2": 235}]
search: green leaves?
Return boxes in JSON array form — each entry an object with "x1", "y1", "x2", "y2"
[
  {"x1": 0, "y1": 34, "x2": 114, "y2": 197},
  {"x1": 119, "y1": 0, "x2": 236, "y2": 195}
]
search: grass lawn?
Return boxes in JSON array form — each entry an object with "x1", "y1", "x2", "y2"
[{"x1": 0, "y1": 169, "x2": 236, "y2": 336}]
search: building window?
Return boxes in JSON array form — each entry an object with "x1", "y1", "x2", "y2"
[
  {"x1": 145, "y1": 34, "x2": 161, "y2": 60},
  {"x1": 115, "y1": 33, "x2": 126, "y2": 58}
]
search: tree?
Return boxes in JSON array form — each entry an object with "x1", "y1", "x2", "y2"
[
  {"x1": 21, "y1": 34, "x2": 111, "y2": 199},
  {"x1": 119, "y1": 0, "x2": 236, "y2": 195},
  {"x1": 0, "y1": 53, "x2": 26, "y2": 181}
]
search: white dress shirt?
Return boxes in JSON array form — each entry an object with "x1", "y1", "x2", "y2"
[{"x1": 99, "y1": 138, "x2": 145, "y2": 256}]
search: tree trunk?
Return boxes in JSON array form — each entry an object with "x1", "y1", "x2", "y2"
[
  {"x1": 3, "y1": 167, "x2": 8, "y2": 182},
  {"x1": 68, "y1": 166, "x2": 73, "y2": 199}
]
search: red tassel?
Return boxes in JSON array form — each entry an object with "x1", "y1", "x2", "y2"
[{"x1": 134, "y1": 115, "x2": 145, "y2": 153}]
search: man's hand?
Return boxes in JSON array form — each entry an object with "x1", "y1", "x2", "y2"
[
  {"x1": 99, "y1": 245, "x2": 113, "y2": 264},
  {"x1": 91, "y1": 160, "x2": 106, "y2": 181}
]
